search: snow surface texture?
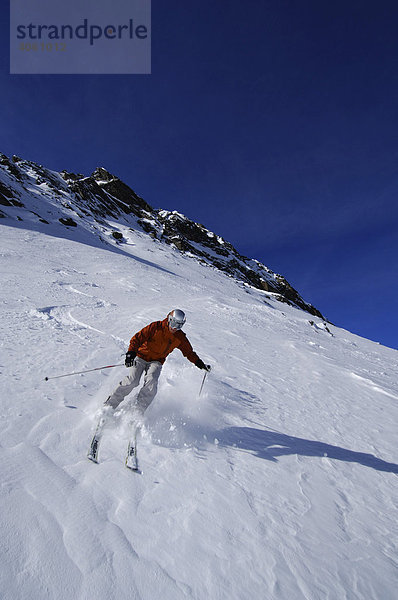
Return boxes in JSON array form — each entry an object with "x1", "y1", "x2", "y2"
[{"x1": 1, "y1": 214, "x2": 398, "y2": 599}]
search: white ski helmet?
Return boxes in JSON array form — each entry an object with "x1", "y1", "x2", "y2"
[{"x1": 168, "y1": 309, "x2": 186, "y2": 330}]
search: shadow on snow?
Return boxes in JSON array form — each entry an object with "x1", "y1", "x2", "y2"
[
  {"x1": 0, "y1": 218, "x2": 179, "y2": 278},
  {"x1": 150, "y1": 419, "x2": 397, "y2": 474},
  {"x1": 215, "y1": 426, "x2": 398, "y2": 474}
]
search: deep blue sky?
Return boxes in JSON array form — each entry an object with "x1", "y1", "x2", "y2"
[{"x1": 1, "y1": 1, "x2": 398, "y2": 349}]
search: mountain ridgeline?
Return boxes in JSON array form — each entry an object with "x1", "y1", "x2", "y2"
[{"x1": 0, "y1": 153, "x2": 324, "y2": 318}]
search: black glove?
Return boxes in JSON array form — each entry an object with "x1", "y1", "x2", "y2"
[
  {"x1": 125, "y1": 351, "x2": 136, "y2": 367},
  {"x1": 196, "y1": 359, "x2": 211, "y2": 371}
]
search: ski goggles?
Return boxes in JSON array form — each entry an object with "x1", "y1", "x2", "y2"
[{"x1": 168, "y1": 316, "x2": 186, "y2": 330}]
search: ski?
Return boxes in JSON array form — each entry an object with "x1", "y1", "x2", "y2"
[
  {"x1": 125, "y1": 432, "x2": 140, "y2": 473},
  {"x1": 87, "y1": 435, "x2": 101, "y2": 463},
  {"x1": 87, "y1": 415, "x2": 106, "y2": 464},
  {"x1": 88, "y1": 413, "x2": 142, "y2": 472}
]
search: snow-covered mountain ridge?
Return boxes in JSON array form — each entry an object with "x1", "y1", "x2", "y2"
[{"x1": 0, "y1": 152, "x2": 323, "y2": 318}]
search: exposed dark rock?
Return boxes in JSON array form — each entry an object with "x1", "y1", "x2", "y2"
[
  {"x1": 91, "y1": 168, "x2": 153, "y2": 217},
  {"x1": 0, "y1": 180, "x2": 24, "y2": 207},
  {"x1": 0, "y1": 181, "x2": 14, "y2": 198},
  {"x1": 60, "y1": 170, "x2": 85, "y2": 182},
  {"x1": 59, "y1": 217, "x2": 77, "y2": 227},
  {"x1": 92, "y1": 167, "x2": 115, "y2": 183},
  {"x1": 137, "y1": 219, "x2": 158, "y2": 237},
  {"x1": 0, "y1": 153, "x2": 23, "y2": 180}
]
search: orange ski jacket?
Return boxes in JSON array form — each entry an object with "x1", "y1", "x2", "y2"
[{"x1": 128, "y1": 318, "x2": 199, "y2": 365}]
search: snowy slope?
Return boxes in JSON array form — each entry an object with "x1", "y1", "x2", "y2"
[{"x1": 1, "y1": 214, "x2": 397, "y2": 599}]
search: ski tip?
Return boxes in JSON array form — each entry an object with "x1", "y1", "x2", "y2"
[
  {"x1": 125, "y1": 464, "x2": 142, "y2": 474},
  {"x1": 87, "y1": 454, "x2": 99, "y2": 464}
]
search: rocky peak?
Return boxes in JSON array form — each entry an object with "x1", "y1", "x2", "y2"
[{"x1": 92, "y1": 167, "x2": 117, "y2": 183}]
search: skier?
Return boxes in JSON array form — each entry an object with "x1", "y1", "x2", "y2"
[
  {"x1": 88, "y1": 309, "x2": 210, "y2": 467},
  {"x1": 104, "y1": 309, "x2": 210, "y2": 415}
]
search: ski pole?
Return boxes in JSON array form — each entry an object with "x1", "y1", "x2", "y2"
[
  {"x1": 199, "y1": 372, "x2": 207, "y2": 396},
  {"x1": 44, "y1": 363, "x2": 124, "y2": 381},
  {"x1": 199, "y1": 366, "x2": 211, "y2": 397}
]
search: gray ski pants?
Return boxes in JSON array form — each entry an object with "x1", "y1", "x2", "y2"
[{"x1": 105, "y1": 357, "x2": 162, "y2": 415}]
